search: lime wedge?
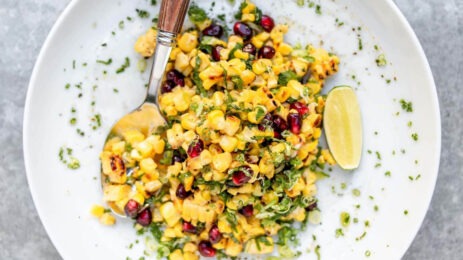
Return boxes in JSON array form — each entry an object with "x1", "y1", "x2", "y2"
[{"x1": 323, "y1": 86, "x2": 363, "y2": 170}]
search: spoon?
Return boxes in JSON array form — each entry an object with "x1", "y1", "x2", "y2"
[{"x1": 102, "y1": 0, "x2": 190, "y2": 217}]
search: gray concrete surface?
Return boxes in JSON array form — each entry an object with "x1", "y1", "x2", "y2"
[{"x1": 0, "y1": 0, "x2": 461, "y2": 259}]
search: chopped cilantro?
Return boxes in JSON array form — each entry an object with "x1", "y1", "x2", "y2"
[
  {"x1": 188, "y1": 4, "x2": 208, "y2": 23},
  {"x1": 278, "y1": 70, "x2": 298, "y2": 86},
  {"x1": 116, "y1": 57, "x2": 130, "y2": 74},
  {"x1": 97, "y1": 58, "x2": 112, "y2": 65},
  {"x1": 136, "y1": 9, "x2": 150, "y2": 18}
]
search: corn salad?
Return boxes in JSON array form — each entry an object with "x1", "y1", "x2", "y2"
[{"x1": 97, "y1": 1, "x2": 338, "y2": 258}]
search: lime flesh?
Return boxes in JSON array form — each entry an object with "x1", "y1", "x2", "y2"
[{"x1": 323, "y1": 86, "x2": 363, "y2": 170}]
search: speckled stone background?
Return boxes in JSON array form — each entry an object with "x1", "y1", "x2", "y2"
[{"x1": 0, "y1": 0, "x2": 461, "y2": 259}]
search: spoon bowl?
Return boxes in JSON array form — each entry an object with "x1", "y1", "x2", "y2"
[{"x1": 100, "y1": 0, "x2": 191, "y2": 217}]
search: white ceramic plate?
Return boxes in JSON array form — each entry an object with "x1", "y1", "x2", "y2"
[{"x1": 24, "y1": 0, "x2": 440, "y2": 259}]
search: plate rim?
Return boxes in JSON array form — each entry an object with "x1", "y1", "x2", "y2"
[{"x1": 23, "y1": 0, "x2": 442, "y2": 258}]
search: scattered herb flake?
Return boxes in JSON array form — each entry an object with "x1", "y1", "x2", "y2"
[
  {"x1": 97, "y1": 58, "x2": 113, "y2": 65},
  {"x1": 116, "y1": 57, "x2": 130, "y2": 74},
  {"x1": 375, "y1": 54, "x2": 387, "y2": 66},
  {"x1": 136, "y1": 9, "x2": 150, "y2": 18}
]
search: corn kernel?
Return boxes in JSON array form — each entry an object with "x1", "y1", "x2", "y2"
[
  {"x1": 99, "y1": 213, "x2": 116, "y2": 225},
  {"x1": 178, "y1": 32, "x2": 198, "y2": 52},
  {"x1": 90, "y1": 205, "x2": 105, "y2": 218},
  {"x1": 160, "y1": 202, "x2": 181, "y2": 227},
  {"x1": 219, "y1": 135, "x2": 238, "y2": 153},
  {"x1": 212, "y1": 152, "x2": 232, "y2": 172}
]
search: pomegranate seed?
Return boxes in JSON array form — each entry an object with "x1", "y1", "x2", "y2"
[
  {"x1": 290, "y1": 102, "x2": 309, "y2": 116},
  {"x1": 260, "y1": 15, "x2": 275, "y2": 32},
  {"x1": 258, "y1": 46, "x2": 276, "y2": 59},
  {"x1": 258, "y1": 113, "x2": 273, "y2": 131},
  {"x1": 172, "y1": 150, "x2": 186, "y2": 164},
  {"x1": 124, "y1": 199, "x2": 140, "y2": 218},
  {"x1": 176, "y1": 184, "x2": 191, "y2": 199},
  {"x1": 211, "y1": 45, "x2": 224, "y2": 61},
  {"x1": 187, "y1": 139, "x2": 204, "y2": 158},
  {"x1": 287, "y1": 112, "x2": 302, "y2": 134},
  {"x1": 160, "y1": 81, "x2": 175, "y2": 94},
  {"x1": 232, "y1": 166, "x2": 252, "y2": 186},
  {"x1": 166, "y1": 69, "x2": 185, "y2": 87},
  {"x1": 272, "y1": 115, "x2": 288, "y2": 131},
  {"x1": 182, "y1": 221, "x2": 197, "y2": 234},
  {"x1": 202, "y1": 24, "x2": 224, "y2": 38},
  {"x1": 233, "y1": 22, "x2": 252, "y2": 40},
  {"x1": 136, "y1": 208, "x2": 152, "y2": 227},
  {"x1": 274, "y1": 131, "x2": 282, "y2": 139},
  {"x1": 239, "y1": 204, "x2": 254, "y2": 217},
  {"x1": 307, "y1": 201, "x2": 318, "y2": 211},
  {"x1": 198, "y1": 241, "x2": 216, "y2": 257},
  {"x1": 209, "y1": 225, "x2": 222, "y2": 244},
  {"x1": 242, "y1": 43, "x2": 257, "y2": 56}
]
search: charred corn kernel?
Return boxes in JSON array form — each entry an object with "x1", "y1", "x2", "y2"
[
  {"x1": 212, "y1": 152, "x2": 232, "y2": 172},
  {"x1": 122, "y1": 129, "x2": 145, "y2": 145},
  {"x1": 262, "y1": 191, "x2": 278, "y2": 205},
  {"x1": 140, "y1": 158, "x2": 157, "y2": 175},
  {"x1": 225, "y1": 238, "x2": 243, "y2": 257},
  {"x1": 175, "y1": 51, "x2": 191, "y2": 73},
  {"x1": 134, "y1": 28, "x2": 157, "y2": 57},
  {"x1": 270, "y1": 143, "x2": 286, "y2": 154},
  {"x1": 222, "y1": 116, "x2": 241, "y2": 136},
  {"x1": 251, "y1": 32, "x2": 270, "y2": 49},
  {"x1": 169, "y1": 249, "x2": 183, "y2": 260},
  {"x1": 146, "y1": 135, "x2": 165, "y2": 154},
  {"x1": 247, "y1": 106, "x2": 267, "y2": 124},
  {"x1": 181, "y1": 112, "x2": 198, "y2": 130},
  {"x1": 226, "y1": 194, "x2": 250, "y2": 210},
  {"x1": 183, "y1": 252, "x2": 198, "y2": 260},
  {"x1": 145, "y1": 180, "x2": 162, "y2": 193},
  {"x1": 99, "y1": 213, "x2": 116, "y2": 225},
  {"x1": 184, "y1": 175, "x2": 195, "y2": 191},
  {"x1": 170, "y1": 47, "x2": 181, "y2": 60},
  {"x1": 213, "y1": 237, "x2": 227, "y2": 249},
  {"x1": 136, "y1": 141, "x2": 153, "y2": 157},
  {"x1": 259, "y1": 152, "x2": 275, "y2": 178},
  {"x1": 195, "y1": 18, "x2": 212, "y2": 31},
  {"x1": 211, "y1": 91, "x2": 225, "y2": 107},
  {"x1": 252, "y1": 59, "x2": 272, "y2": 75},
  {"x1": 184, "y1": 242, "x2": 197, "y2": 253},
  {"x1": 242, "y1": 0, "x2": 256, "y2": 14},
  {"x1": 198, "y1": 150, "x2": 211, "y2": 166},
  {"x1": 190, "y1": 52, "x2": 210, "y2": 71},
  {"x1": 240, "y1": 70, "x2": 256, "y2": 85},
  {"x1": 103, "y1": 185, "x2": 131, "y2": 202},
  {"x1": 167, "y1": 123, "x2": 184, "y2": 149},
  {"x1": 227, "y1": 35, "x2": 244, "y2": 49},
  {"x1": 278, "y1": 42, "x2": 293, "y2": 55},
  {"x1": 160, "y1": 202, "x2": 181, "y2": 227},
  {"x1": 167, "y1": 162, "x2": 182, "y2": 177},
  {"x1": 321, "y1": 149, "x2": 336, "y2": 165},
  {"x1": 111, "y1": 141, "x2": 125, "y2": 155},
  {"x1": 245, "y1": 237, "x2": 274, "y2": 254},
  {"x1": 90, "y1": 205, "x2": 105, "y2": 218},
  {"x1": 234, "y1": 49, "x2": 250, "y2": 60},
  {"x1": 219, "y1": 135, "x2": 238, "y2": 153},
  {"x1": 178, "y1": 32, "x2": 198, "y2": 52},
  {"x1": 241, "y1": 13, "x2": 255, "y2": 22},
  {"x1": 207, "y1": 110, "x2": 225, "y2": 130},
  {"x1": 218, "y1": 215, "x2": 232, "y2": 233},
  {"x1": 219, "y1": 48, "x2": 230, "y2": 60}
]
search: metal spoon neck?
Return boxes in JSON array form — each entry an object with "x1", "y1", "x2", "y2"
[{"x1": 146, "y1": 30, "x2": 176, "y2": 105}]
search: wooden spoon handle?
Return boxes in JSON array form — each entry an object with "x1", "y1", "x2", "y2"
[{"x1": 158, "y1": 0, "x2": 191, "y2": 35}]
